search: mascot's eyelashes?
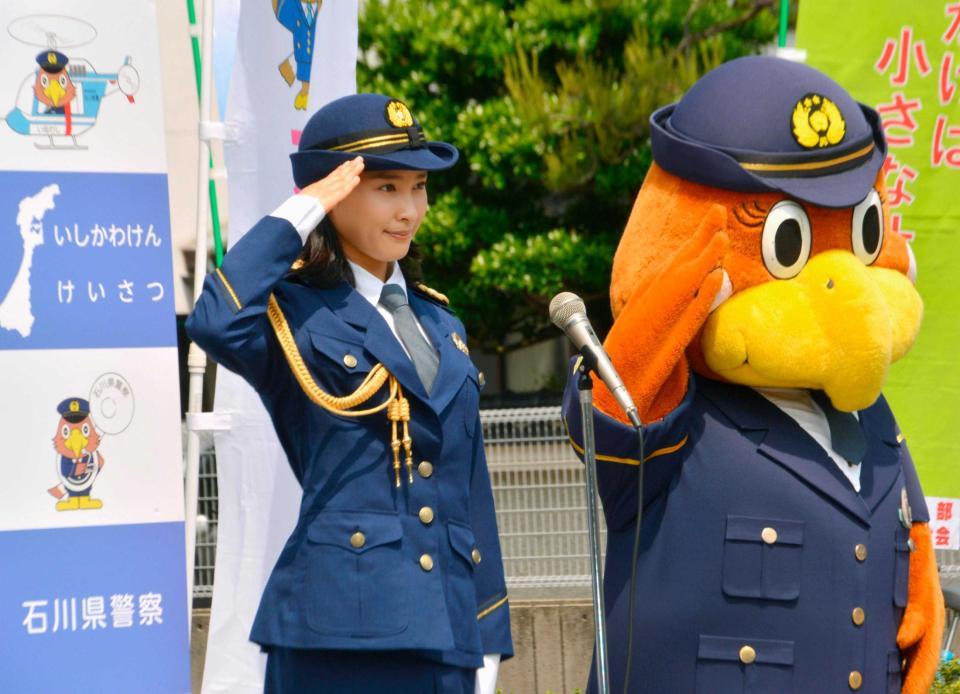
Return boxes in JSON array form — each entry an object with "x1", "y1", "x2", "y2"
[
  {"x1": 851, "y1": 189, "x2": 884, "y2": 265},
  {"x1": 732, "y1": 201, "x2": 768, "y2": 228},
  {"x1": 761, "y1": 200, "x2": 812, "y2": 279}
]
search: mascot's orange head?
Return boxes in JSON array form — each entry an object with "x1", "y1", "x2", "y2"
[
  {"x1": 611, "y1": 56, "x2": 921, "y2": 412},
  {"x1": 52, "y1": 397, "x2": 100, "y2": 459},
  {"x1": 33, "y1": 50, "x2": 76, "y2": 110}
]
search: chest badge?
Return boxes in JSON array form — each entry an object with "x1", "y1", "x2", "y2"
[
  {"x1": 451, "y1": 332, "x2": 469, "y2": 355},
  {"x1": 899, "y1": 487, "x2": 913, "y2": 530}
]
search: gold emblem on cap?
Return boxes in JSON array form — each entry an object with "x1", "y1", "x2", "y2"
[
  {"x1": 792, "y1": 93, "x2": 846, "y2": 149},
  {"x1": 386, "y1": 100, "x2": 414, "y2": 128},
  {"x1": 49, "y1": 52, "x2": 58, "y2": 66},
  {"x1": 70, "y1": 400, "x2": 80, "y2": 412}
]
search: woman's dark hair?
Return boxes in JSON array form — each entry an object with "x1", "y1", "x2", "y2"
[{"x1": 290, "y1": 215, "x2": 424, "y2": 288}]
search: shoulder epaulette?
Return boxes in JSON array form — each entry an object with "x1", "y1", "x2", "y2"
[{"x1": 413, "y1": 282, "x2": 450, "y2": 306}]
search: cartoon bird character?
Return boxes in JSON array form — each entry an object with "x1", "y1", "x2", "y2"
[
  {"x1": 33, "y1": 50, "x2": 76, "y2": 118},
  {"x1": 563, "y1": 57, "x2": 943, "y2": 694},
  {"x1": 48, "y1": 398, "x2": 105, "y2": 511},
  {"x1": 273, "y1": 0, "x2": 322, "y2": 110}
]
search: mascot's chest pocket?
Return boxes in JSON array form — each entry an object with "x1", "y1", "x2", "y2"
[{"x1": 721, "y1": 516, "x2": 805, "y2": 601}]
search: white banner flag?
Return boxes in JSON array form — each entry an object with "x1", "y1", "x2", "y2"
[
  {"x1": 200, "y1": 1, "x2": 357, "y2": 692},
  {"x1": 927, "y1": 496, "x2": 960, "y2": 551}
]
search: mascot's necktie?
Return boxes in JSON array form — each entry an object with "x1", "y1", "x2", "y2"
[
  {"x1": 810, "y1": 390, "x2": 867, "y2": 466},
  {"x1": 379, "y1": 284, "x2": 439, "y2": 394}
]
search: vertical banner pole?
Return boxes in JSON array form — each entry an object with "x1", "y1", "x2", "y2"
[{"x1": 184, "y1": 0, "x2": 215, "y2": 633}]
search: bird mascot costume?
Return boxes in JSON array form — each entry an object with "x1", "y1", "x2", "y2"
[{"x1": 562, "y1": 56, "x2": 944, "y2": 693}]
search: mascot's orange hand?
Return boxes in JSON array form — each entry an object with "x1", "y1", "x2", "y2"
[
  {"x1": 897, "y1": 522, "x2": 945, "y2": 694},
  {"x1": 594, "y1": 205, "x2": 729, "y2": 424}
]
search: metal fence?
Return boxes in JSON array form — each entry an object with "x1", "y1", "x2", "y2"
[
  {"x1": 193, "y1": 407, "x2": 959, "y2": 598},
  {"x1": 193, "y1": 406, "x2": 600, "y2": 598}
]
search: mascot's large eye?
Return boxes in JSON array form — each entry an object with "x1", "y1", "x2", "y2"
[
  {"x1": 59, "y1": 74, "x2": 68, "y2": 88},
  {"x1": 851, "y1": 190, "x2": 884, "y2": 265},
  {"x1": 61, "y1": 425, "x2": 70, "y2": 438},
  {"x1": 81, "y1": 423, "x2": 90, "y2": 437},
  {"x1": 761, "y1": 200, "x2": 812, "y2": 279},
  {"x1": 40, "y1": 74, "x2": 49, "y2": 88}
]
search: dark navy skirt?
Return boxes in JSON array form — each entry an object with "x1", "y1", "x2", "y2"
[{"x1": 264, "y1": 648, "x2": 475, "y2": 693}]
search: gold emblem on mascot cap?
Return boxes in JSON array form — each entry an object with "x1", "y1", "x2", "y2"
[
  {"x1": 48, "y1": 52, "x2": 58, "y2": 66},
  {"x1": 385, "y1": 100, "x2": 414, "y2": 128},
  {"x1": 70, "y1": 400, "x2": 80, "y2": 412},
  {"x1": 791, "y1": 93, "x2": 846, "y2": 149}
]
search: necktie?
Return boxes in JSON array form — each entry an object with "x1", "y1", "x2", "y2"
[
  {"x1": 809, "y1": 390, "x2": 867, "y2": 466},
  {"x1": 378, "y1": 284, "x2": 439, "y2": 394}
]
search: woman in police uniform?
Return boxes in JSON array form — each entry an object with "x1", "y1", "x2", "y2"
[{"x1": 186, "y1": 94, "x2": 512, "y2": 693}]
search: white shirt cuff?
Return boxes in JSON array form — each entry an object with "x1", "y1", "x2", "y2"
[
  {"x1": 475, "y1": 653, "x2": 501, "y2": 694},
  {"x1": 269, "y1": 194, "x2": 326, "y2": 245}
]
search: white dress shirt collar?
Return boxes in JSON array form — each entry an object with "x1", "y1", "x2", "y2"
[
  {"x1": 348, "y1": 259, "x2": 407, "y2": 307},
  {"x1": 755, "y1": 386, "x2": 862, "y2": 492}
]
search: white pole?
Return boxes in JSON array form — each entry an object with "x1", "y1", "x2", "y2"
[{"x1": 184, "y1": 0, "x2": 215, "y2": 641}]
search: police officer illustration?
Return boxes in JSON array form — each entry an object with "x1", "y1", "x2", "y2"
[
  {"x1": 562, "y1": 57, "x2": 942, "y2": 693},
  {"x1": 274, "y1": 0, "x2": 321, "y2": 109},
  {"x1": 49, "y1": 397, "x2": 105, "y2": 511},
  {"x1": 187, "y1": 93, "x2": 512, "y2": 693}
]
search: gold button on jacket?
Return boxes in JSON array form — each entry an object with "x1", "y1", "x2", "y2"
[
  {"x1": 851, "y1": 607, "x2": 865, "y2": 626},
  {"x1": 350, "y1": 531, "x2": 366, "y2": 549},
  {"x1": 854, "y1": 544, "x2": 867, "y2": 562},
  {"x1": 419, "y1": 554, "x2": 434, "y2": 571},
  {"x1": 739, "y1": 645, "x2": 756, "y2": 664},
  {"x1": 848, "y1": 671, "x2": 863, "y2": 690},
  {"x1": 418, "y1": 507, "x2": 434, "y2": 525},
  {"x1": 471, "y1": 548, "x2": 482, "y2": 564},
  {"x1": 761, "y1": 527, "x2": 778, "y2": 544},
  {"x1": 418, "y1": 461, "x2": 433, "y2": 478},
  {"x1": 343, "y1": 354, "x2": 358, "y2": 368}
]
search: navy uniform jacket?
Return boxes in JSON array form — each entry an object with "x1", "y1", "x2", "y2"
[
  {"x1": 186, "y1": 215, "x2": 513, "y2": 668},
  {"x1": 563, "y1": 370, "x2": 928, "y2": 694}
]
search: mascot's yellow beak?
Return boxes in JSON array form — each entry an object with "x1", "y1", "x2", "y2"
[
  {"x1": 701, "y1": 250, "x2": 923, "y2": 411},
  {"x1": 65, "y1": 428, "x2": 87, "y2": 457},
  {"x1": 45, "y1": 80, "x2": 66, "y2": 107}
]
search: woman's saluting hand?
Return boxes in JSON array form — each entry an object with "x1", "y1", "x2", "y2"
[{"x1": 300, "y1": 157, "x2": 364, "y2": 212}]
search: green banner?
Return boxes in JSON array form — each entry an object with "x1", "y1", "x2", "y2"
[{"x1": 797, "y1": 3, "x2": 960, "y2": 496}]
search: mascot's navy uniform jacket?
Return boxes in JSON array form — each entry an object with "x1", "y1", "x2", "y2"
[
  {"x1": 564, "y1": 376, "x2": 927, "y2": 694},
  {"x1": 186, "y1": 94, "x2": 512, "y2": 691}
]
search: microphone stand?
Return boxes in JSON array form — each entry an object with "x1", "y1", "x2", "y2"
[{"x1": 577, "y1": 361, "x2": 610, "y2": 694}]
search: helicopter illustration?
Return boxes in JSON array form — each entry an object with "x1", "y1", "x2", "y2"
[{"x1": 3, "y1": 14, "x2": 140, "y2": 150}]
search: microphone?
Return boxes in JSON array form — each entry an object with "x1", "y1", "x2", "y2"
[{"x1": 549, "y1": 292, "x2": 641, "y2": 428}]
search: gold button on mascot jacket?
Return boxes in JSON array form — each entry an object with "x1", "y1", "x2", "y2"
[{"x1": 562, "y1": 56, "x2": 943, "y2": 694}]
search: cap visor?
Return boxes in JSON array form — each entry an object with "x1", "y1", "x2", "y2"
[
  {"x1": 292, "y1": 142, "x2": 459, "y2": 188},
  {"x1": 755, "y1": 147, "x2": 885, "y2": 209}
]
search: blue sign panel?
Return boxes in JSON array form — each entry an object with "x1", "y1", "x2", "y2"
[
  {"x1": 0, "y1": 171, "x2": 176, "y2": 350},
  {"x1": 0, "y1": 522, "x2": 190, "y2": 693}
]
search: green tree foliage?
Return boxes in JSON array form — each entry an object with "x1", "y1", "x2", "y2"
[
  {"x1": 358, "y1": 0, "x2": 778, "y2": 352},
  {"x1": 934, "y1": 658, "x2": 960, "y2": 694}
]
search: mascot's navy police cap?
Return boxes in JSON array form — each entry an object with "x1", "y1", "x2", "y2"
[
  {"x1": 36, "y1": 50, "x2": 69, "y2": 73},
  {"x1": 650, "y1": 56, "x2": 886, "y2": 208},
  {"x1": 57, "y1": 397, "x2": 90, "y2": 423},
  {"x1": 291, "y1": 93, "x2": 459, "y2": 188}
]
